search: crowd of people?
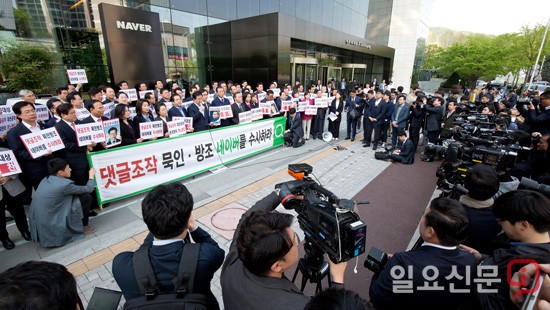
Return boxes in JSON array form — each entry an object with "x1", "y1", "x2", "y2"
[{"x1": 1, "y1": 76, "x2": 549, "y2": 309}]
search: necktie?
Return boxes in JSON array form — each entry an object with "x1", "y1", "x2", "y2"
[
  {"x1": 71, "y1": 123, "x2": 76, "y2": 131},
  {"x1": 97, "y1": 117, "x2": 101, "y2": 122}
]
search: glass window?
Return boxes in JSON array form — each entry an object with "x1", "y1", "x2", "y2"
[{"x1": 236, "y1": 0, "x2": 260, "y2": 19}]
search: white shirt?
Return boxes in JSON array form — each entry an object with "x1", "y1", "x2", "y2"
[
  {"x1": 422, "y1": 241, "x2": 457, "y2": 250},
  {"x1": 22, "y1": 121, "x2": 41, "y2": 133}
]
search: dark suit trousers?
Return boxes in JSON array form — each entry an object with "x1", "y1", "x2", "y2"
[
  {"x1": 313, "y1": 108, "x2": 327, "y2": 137},
  {"x1": 380, "y1": 123, "x2": 390, "y2": 144},
  {"x1": 328, "y1": 118, "x2": 341, "y2": 138},
  {"x1": 79, "y1": 194, "x2": 92, "y2": 226},
  {"x1": 346, "y1": 114, "x2": 357, "y2": 139},
  {"x1": 391, "y1": 126, "x2": 406, "y2": 148},
  {"x1": 372, "y1": 123, "x2": 383, "y2": 145},
  {"x1": 363, "y1": 118, "x2": 373, "y2": 142},
  {"x1": 390, "y1": 154, "x2": 410, "y2": 164},
  {"x1": 409, "y1": 126, "x2": 421, "y2": 151},
  {"x1": 0, "y1": 187, "x2": 28, "y2": 239}
]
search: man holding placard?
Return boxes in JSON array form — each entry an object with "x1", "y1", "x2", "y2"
[
  {"x1": 7, "y1": 101, "x2": 51, "y2": 189},
  {"x1": 187, "y1": 91, "x2": 209, "y2": 132}
]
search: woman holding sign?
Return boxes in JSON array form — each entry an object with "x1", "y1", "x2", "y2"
[
  {"x1": 115, "y1": 105, "x2": 143, "y2": 146},
  {"x1": 154, "y1": 104, "x2": 170, "y2": 138},
  {"x1": 328, "y1": 91, "x2": 344, "y2": 140},
  {"x1": 301, "y1": 92, "x2": 315, "y2": 140},
  {"x1": 133, "y1": 99, "x2": 155, "y2": 134}
]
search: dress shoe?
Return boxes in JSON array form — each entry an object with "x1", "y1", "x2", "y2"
[
  {"x1": 345, "y1": 137, "x2": 350, "y2": 140},
  {"x1": 21, "y1": 231, "x2": 31, "y2": 241},
  {"x1": 312, "y1": 136, "x2": 317, "y2": 140},
  {"x1": 363, "y1": 142, "x2": 371, "y2": 147},
  {"x1": 1, "y1": 238, "x2": 15, "y2": 250},
  {"x1": 89, "y1": 210, "x2": 98, "y2": 217},
  {"x1": 372, "y1": 145, "x2": 378, "y2": 151},
  {"x1": 351, "y1": 138, "x2": 355, "y2": 142},
  {"x1": 422, "y1": 157, "x2": 434, "y2": 162}
]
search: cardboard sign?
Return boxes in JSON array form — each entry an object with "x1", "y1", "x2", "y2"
[
  {"x1": 167, "y1": 119, "x2": 186, "y2": 137},
  {"x1": 139, "y1": 121, "x2": 164, "y2": 139},
  {"x1": 281, "y1": 100, "x2": 293, "y2": 112},
  {"x1": 0, "y1": 150, "x2": 22, "y2": 177},
  {"x1": 250, "y1": 108, "x2": 263, "y2": 121},
  {"x1": 209, "y1": 107, "x2": 221, "y2": 125},
  {"x1": 103, "y1": 119, "x2": 121, "y2": 148},
  {"x1": 0, "y1": 106, "x2": 13, "y2": 114},
  {"x1": 75, "y1": 108, "x2": 91, "y2": 121},
  {"x1": 171, "y1": 117, "x2": 193, "y2": 132},
  {"x1": 238, "y1": 111, "x2": 252, "y2": 124},
  {"x1": 121, "y1": 89, "x2": 138, "y2": 101},
  {"x1": 258, "y1": 93, "x2": 266, "y2": 102},
  {"x1": 219, "y1": 105, "x2": 233, "y2": 119},
  {"x1": 35, "y1": 104, "x2": 50, "y2": 122},
  {"x1": 272, "y1": 88, "x2": 281, "y2": 97},
  {"x1": 75, "y1": 122, "x2": 105, "y2": 146},
  {"x1": 103, "y1": 102, "x2": 115, "y2": 118},
  {"x1": 20, "y1": 128, "x2": 65, "y2": 159},
  {"x1": 129, "y1": 107, "x2": 137, "y2": 119},
  {"x1": 207, "y1": 93, "x2": 215, "y2": 103},
  {"x1": 0, "y1": 113, "x2": 17, "y2": 136},
  {"x1": 315, "y1": 98, "x2": 328, "y2": 108},
  {"x1": 297, "y1": 101, "x2": 307, "y2": 112},
  {"x1": 139, "y1": 90, "x2": 155, "y2": 99},
  {"x1": 305, "y1": 106, "x2": 318, "y2": 115},
  {"x1": 67, "y1": 69, "x2": 88, "y2": 84}
]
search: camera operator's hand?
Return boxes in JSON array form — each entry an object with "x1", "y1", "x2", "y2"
[
  {"x1": 509, "y1": 263, "x2": 550, "y2": 310},
  {"x1": 458, "y1": 244, "x2": 482, "y2": 262},
  {"x1": 275, "y1": 180, "x2": 305, "y2": 209},
  {"x1": 328, "y1": 258, "x2": 347, "y2": 284}
]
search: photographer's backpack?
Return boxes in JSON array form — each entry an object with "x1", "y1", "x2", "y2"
[{"x1": 123, "y1": 243, "x2": 210, "y2": 310}]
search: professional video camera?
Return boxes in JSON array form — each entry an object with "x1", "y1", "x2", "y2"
[
  {"x1": 363, "y1": 247, "x2": 389, "y2": 274},
  {"x1": 277, "y1": 163, "x2": 367, "y2": 263},
  {"x1": 520, "y1": 177, "x2": 550, "y2": 196}
]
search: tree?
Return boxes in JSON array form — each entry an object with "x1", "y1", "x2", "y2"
[{"x1": 0, "y1": 43, "x2": 56, "y2": 93}]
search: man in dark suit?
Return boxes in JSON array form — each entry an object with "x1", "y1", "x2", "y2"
[
  {"x1": 112, "y1": 183, "x2": 224, "y2": 309},
  {"x1": 7, "y1": 101, "x2": 51, "y2": 190},
  {"x1": 345, "y1": 89, "x2": 362, "y2": 141},
  {"x1": 369, "y1": 197, "x2": 477, "y2": 309},
  {"x1": 81, "y1": 100, "x2": 109, "y2": 152},
  {"x1": 364, "y1": 89, "x2": 387, "y2": 150},
  {"x1": 408, "y1": 96, "x2": 425, "y2": 151},
  {"x1": 421, "y1": 97, "x2": 444, "y2": 162},
  {"x1": 440, "y1": 100, "x2": 459, "y2": 139},
  {"x1": 284, "y1": 108, "x2": 304, "y2": 148},
  {"x1": 54, "y1": 103, "x2": 94, "y2": 187},
  {"x1": 167, "y1": 94, "x2": 187, "y2": 119},
  {"x1": 187, "y1": 91, "x2": 209, "y2": 132},
  {"x1": 230, "y1": 92, "x2": 246, "y2": 125},
  {"x1": 211, "y1": 86, "x2": 231, "y2": 127},
  {"x1": 157, "y1": 88, "x2": 172, "y2": 104},
  {"x1": 390, "y1": 95, "x2": 410, "y2": 148},
  {"x1": 389, "y1": 131, "x2": 415, "y2": 164},
  {"x1": 44, "y1": 97, "x2": 62, "y2": 128}
]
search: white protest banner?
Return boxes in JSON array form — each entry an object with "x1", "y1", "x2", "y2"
[
  {"x1": 219, "y1": 105, "x2": 233, "y2": 119},
  {"x1": 260, "y1": 102, "x2": 271, "y2": 114},
  {"x1": 272, "y1": 88, "x2": 281, "y2": 97},
  {"x1": 164, "y1": 102, "x2": 173, "y2": 110},
  {"x1": 305, "y1": 106, "x2": 318, "y2": 115},
  {"x1": 298, "y1": 92, "x2": 305, "y2": 99},
  {"x1": 225, "y1": 96, "x2": 234, "y2": 104},
  {"x1": 129, "y1": 107, "x2": 137, "y2": 119},
  {"x1": 75, "y1": 122, "x2": 105, "y2": 147},
  {"x1": 35, "y1": 105, "x2": 50, "y2": 122},
  {"x1": 167, "y1": 119, "x2": 186, "y2": 137},
  {"x1": 207, "y1": 93, "x2": 215, "y2": 103},
  {"x1": 103, "y1": 102, "x2": 115, "y2": 118},
  {"x1": 75, "y1": 108, "x2": 91, "y2": 121},
  {"x1": 103, "y1": 119, "x2": 121, "y2": 148},
  {"x1": 139, "y1": 121, "x2": 164, "y2": 139},
  {"x1": 258, "y1": 92, "x2": 266, "y2": 102},
  {"x1": 322, "y1": 93, "x2": 328, "y2": 98},
  {"x1": 20, "y1": 128, "x2": 65, "y2": 159},
  {"x1": 281, "y1": 100, "x2": 292, "y2": 112},
  {"x1": 250, "y1": 108, "x2": 263, "y2": 121},
  {"x1": 139, "y1": 90, "x2": 155, "y2": 99},
  {"x1": 121, "y1": 89, "x2": 138, "y2": 101},
  {"x1": 315, "y1": 98, "x2": 328, "y2": 108},
  {"x1": 172, "y1": 117, "x2": 194, "y2": 132},
  {"x1": 67, "y1": 69, "x2": 88, "y2": 84},
  {"x1": 239, "y1": 111, "x2": 252, "y2": 124},
  {"x1": 0, "y1": 106, "x2": 13, "y2": 114},
  {"x1": 89, "y1": 117, "x2": 286, "y2": 204},
  {"x1": 297, "y1": 101, "x2": 307, "y2": 112},
  {"x1": 0, "y1": 113, "x2": 17, "y2": 136},
  {"x1": 0, "y1": 150, "x2": 22, "y2": 177}
]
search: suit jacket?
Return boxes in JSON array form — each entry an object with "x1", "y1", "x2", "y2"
[
  {"x1": 113, "y1": 230, "x2": 225, "y2": 309},
  {"x1": 329, "y1": 99, "x2": 344, "y2": 121},
  {"x1": 154, "y1": 116, "x2": 170, "y2": 137},
  {"x1": 132, "y1": 114, "x2": 155, "y2": 134},
  {"x1": 44, "y1": 116, "x2": 59, "y2": 128},
  {"x1": 369, "y1": 245, "x2": 477, "y2": 310},
  {"x1": 120, "y1": 119, "x2": 139, "y2": 145},
  {"x1": 187, "y1": 103, "x2": 209, "y2": 132},
  {"x1": 7, "y1": 122, "x2": 49, "y2": 184},
  {"x1": 368, "y1": 99, "x2": 388, "y2": 125},
  {"x1": 441, "y1": 111, "x2": 459, "y2": 138},
  {"x1": 423, "y1": 105, "x2": 443, "y2": 132},
  {"x1": 54, "y1": 121, "x2": 89, "y2": 171},
  {"x1": 28, "y1": 176, "x2": 95, "y2": 247},
  {"x1": 221, "y1": 193, "x2": 311, "y2": 310},
  {"x1": 211, "y1": 96, "x2": 231, "y2": 126},
  {"x1": 409, "y1": 104, "x2": 425, "y2": 128},
  {"x1": 230, "y1": 102, "x2": 245, "y2": 125},
  {"x1": 345, "y1": 96, "x2": 362, "y2": 117},
  {"x1": 397, "y1": 138, "x2": 415, "y2": 164},
  {"x1": 168, "y1": 105, "x2": 187, "y2": 119},
  {"x1": 392, "y1": 103, "x2": 410, "y2": 128},
  {"x1": 288, "y1": 114, "x2": 304, "y2": 138},
  {"x1": 383, "y1": 101, "x2": 395, "y2": 124}
]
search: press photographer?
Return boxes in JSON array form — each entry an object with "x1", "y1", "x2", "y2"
[
  {"x1": 221, "y1": 164, "x2": 365, "y2": 310},
  {"x1": 368, "y1": 197, "x2": 477, "y2": 309}
]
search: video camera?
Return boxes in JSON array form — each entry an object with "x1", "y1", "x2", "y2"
[{"x1": 276, "y1": 163, "x2": 367, "y2": 263}]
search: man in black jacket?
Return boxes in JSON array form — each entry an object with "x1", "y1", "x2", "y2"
[
  {"x1": 421, "y1": 96, "x2": 443, "y2": 162},
  {"x1": 284, "y1": 108, "x2": 304, "y2": 148}
]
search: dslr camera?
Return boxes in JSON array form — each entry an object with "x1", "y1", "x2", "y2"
[{"x1": 364, "y1": 247, "x2": 389, "y2": 274}]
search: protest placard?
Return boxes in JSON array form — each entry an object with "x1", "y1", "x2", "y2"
[
  {"x1": 209, "y1": 107, "x2": 221, "y2": 125},
  {"x1": 239, "y1": 111, "x2": 252, "y2": 124},
  {"x1": 20, "y1": 128, "x2": 65, "y2": 159},
  {"x1": 66, "y1": 69, "x2": 88, "y2": 84},
  {"x1": 139, "y1": 121, "x2": 164, "y2": 139},
  {"x1": 139, "y1": 90, "x2": 155, "y2": 99},
  {"x1": 172, "y1": 117, "x2": 193, "y2": 132},
  {"x1": 167, "y1": 119, "x2": 186, "y2": 137},
  {"x1": 0, "y1": 150, "x2": 22, "y2": 177},
  {"x1": 250, "y1": 108, "x2": 263, "y2": 121},
  {"x1": 219, "y1": 105, "x2": 233, "y2": 119},
  {"x1": 0, "y1": 113, "x2": 17, "y2": 136},
  {"x1": 75, "y1": 122, "x2": 105, "y2": 147},
  {"x1": 305, "y1": 106, "x2": 318, "y2": 115},
  {"x1": 75, "y1": 108, "x2": 91, "y2": 121},
  {"x1": 281, "y1": 100, "x2": 292, "y2": 112},
  {"x1": 121, "y1": 89, "x2": 138, "y2": 101},
  {"x1": 103, "y1": 119, "x2": 121, "y2": 148},
  {"x1": 297, "y1": 101, "x2": 307, "y2": 112},
  {"x1": 35, "y1": 104, "x2": 50, "y2": 122}
]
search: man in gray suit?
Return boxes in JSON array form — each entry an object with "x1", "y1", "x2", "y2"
[{"x1": 28, "y1": 158, "x2": 96, "y2": 247}]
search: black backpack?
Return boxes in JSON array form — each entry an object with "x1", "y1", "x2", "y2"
[{"x1": 123, "y1": 243, "x2": 211, "y2": 310}]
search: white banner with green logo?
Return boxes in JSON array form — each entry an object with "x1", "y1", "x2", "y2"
[{"x1": 88, "y1": 117, "x2": 286, "y2": 204}]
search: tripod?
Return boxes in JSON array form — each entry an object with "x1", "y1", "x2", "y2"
[{"x1": 291, "y1": 240, "x2": 331, "y2": 294}]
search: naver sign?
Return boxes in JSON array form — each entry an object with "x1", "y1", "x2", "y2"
[{"x1": 116, "y1": 21, "x2": 152, "y2": 32}]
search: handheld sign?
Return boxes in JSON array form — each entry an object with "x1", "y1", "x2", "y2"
[
  {"x1": 281, "y1": 100, "x2": 292, "y2": 112},
  {"x1": 219, "y1": 105, "x2": 233, "y2": 119},
  {"x1": 67, "y1": 69, "x2": 88, "y2": 84},
  {"x1": 297, "y1": 101, "x2": 307, "y2": 112},
  {"x1": 238, "y1": 111, "x2": 252, "y2": 124},
  {"x1": 20, "y1": 128, "x2": 65, "y2": 159},
  {"x1": 315, "y1": 98, "x2": 328, "y2": 108},
  {"x1": 35, "y1": 105, "x2": 50, "y2": 122},
  {"x1": 139, "y1": 121, "x2": 164, "y2": 139},
  {"x1": 0, "y1": 113, "x2": 17, "y2": 136},
  {"x1": 75, "y1": 122, "x2": 105, "y2": 147},
  {"x1": 75, "y1": 108, "x2": 91, "y2": 121},
  {"x1": 121, "y1": 89, "x2": 138, "y2": 101},
  {"x1": 103, "y1": 102, "x2": 115, "y2": 118},
  {"x1": 103, "y1": 119, "x2": 121, "y2": 148},
  {"x1": 139, "y1": 90, "x2": 155, "y2": 99},
  {"x1": 209, "y1": 107, "x2": 221, "y2": 125},
  {"x1": 0, "y1": 150, "x2": 22, "y2": 176},
  {"x1": 167, "y1": 119, "x2": 186, "y2": 137},
  {"x1": 129, "y1": 107, "x2": 137, "y2": 119},
  {"x1": 171, "y1": 117, "x2": 193, "y2": 132},
  {"x1": 250, "y1": 108, "x2": 263, "y2": 121},
  {"x1": 305, "y1": 106, "x2": 318, "y2": 115}
]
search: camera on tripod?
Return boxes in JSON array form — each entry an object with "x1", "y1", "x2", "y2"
[{"x1": 279, "y1": 163, "x2": 367, "y2": 263}]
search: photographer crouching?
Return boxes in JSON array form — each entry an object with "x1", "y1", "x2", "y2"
[
  {"x1": 220, "y1": 179, "x2": 349, "y2": 310},
  {"x1": 368, "y1": 197, "x2": 477, "y2": 309}
]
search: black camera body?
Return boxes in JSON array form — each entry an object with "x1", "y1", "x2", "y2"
[
  {"x1": 283, "y1": 164, "x2": 367, "y2": 263},
  {"x1": 363, "y1": 247, "x2": 388, "y2": 274}
]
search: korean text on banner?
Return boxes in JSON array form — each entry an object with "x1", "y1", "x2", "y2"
[
  {"x1": 67, "y1": 69, "x2": 88, "y2": 84},
  {"x1": 75, "y1": 122, "x2": 105, "y2": 146},
  {"x1": 0, "y1": 113, "x2": 17, "y2": 136},
  {"x1": 88, "y1": 117, "x2": 286, "y2": 204},
  {"x1": 139, "y1": 121, "x2": 164, "y2": 139},
  {"x1": 0, "y1": 150, "x2": 22, "y2": 177},
  {"x1": 20, "y1": 128, "x2": 65, "y2": 159}
]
